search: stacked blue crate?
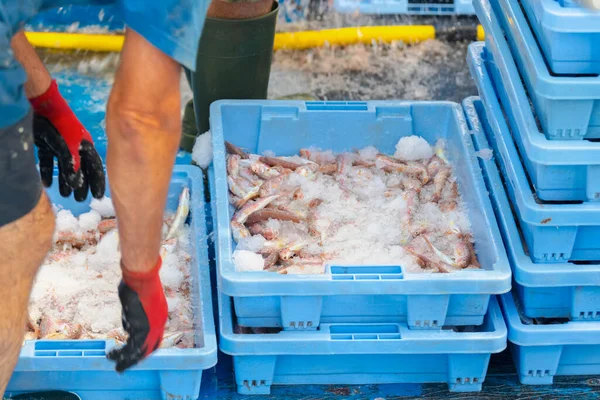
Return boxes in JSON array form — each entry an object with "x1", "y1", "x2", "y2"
[
  {"x1": 487, "y1": 0, "x2": 600, "y2": 141},
  {"x1": 467, "y1": 43, "x2": 600, "y2": 264},
  {"x1": 520, "y1": 0, "x2": 600, "y2": 75},
  {"x1": 466, "y1": 98, "x2": 600, "y2": 384},
  {"x1": 219, "y1": 292, "x2": 507, "y2": 394},
  {"x1": 470, "y1": 0, "x2": 600, "y2": 385},
  {"x1": 209, "y1": 99, "x2": 511, "y2": 393}
]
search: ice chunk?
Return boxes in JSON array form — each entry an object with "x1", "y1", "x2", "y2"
[
  {"x1": 55, "y1": 210, "x2": 79, "y2": 233},
  {"x1": 90, "y1": 197, "x2": 115, "y2": 218},
  {"x1": 79, "y1": 210, "x2": 102, "y2": 232},
  {"x1": 475, "y1": 149, "x2": 493, "y2": 161},
  {"x1": 160, "y1": 261, "x2": 185, "y2": 290},
  {"x1": 192, "y1": 131, "x2": 213, "y2": 168},
  {"x1": 88, "y1": 230, "x2": 120, "y2": 271},
  {"x1": 358, "y1": 146, "x2": 379, "y2": 161},
  {"x1": 301, "y1": 147, "x2": 336, "y2": 164},
  {"x1": 233, "y1": 250, "x2": 264, "y2": 272},
  {"x1": 237, "y1": 235, "x2": 267, "y2": 252},
  {"x1": 394, "y1": 136, "x2": 433, "y2": 161},
  {"x1": 167, "y1": 296, "x2": 182, "y2": 313}
]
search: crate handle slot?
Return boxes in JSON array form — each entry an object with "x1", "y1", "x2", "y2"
[
  {"x1": 29, "y1": 340, "x2": 110, "y2": 357},
  {"x1": 305, "y1": 101, "x2": 368, "y2": 111},
  {"x1": 329, "y1": 324, "x2": 402, "y2": 340},
  {"x1": 329, "y1": 265, "x2": 404, "y2": 280}
]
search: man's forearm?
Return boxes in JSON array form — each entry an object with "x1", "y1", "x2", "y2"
[
  {"x1": 106, "y1": 29, "x2": 182, "y2": 273},
  {"x1": 10, "y1": 31, "x2": 52, "y2": 99}
]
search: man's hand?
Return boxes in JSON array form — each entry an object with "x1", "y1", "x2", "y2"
[
  {"x1": 30, "y1": 80, "x2": 105, "y2": 201},
  {"x1": 108, "y1": 257, "x2": 168, "y2": 372}
]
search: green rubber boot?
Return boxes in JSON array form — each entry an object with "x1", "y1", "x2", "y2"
[
  {"x1": 181, "y1": 98, "x2": 197, "y2": 143},
  {"x1": 180, "y1": 2, "x2": 279, "y2": 152}
]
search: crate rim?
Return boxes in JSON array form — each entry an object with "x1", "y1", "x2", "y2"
[
  {"x1": 218, "y1": 292, "x2": 508, "y2": 355},
  {"x1": 500, "y1": 291, "x2": 600, "y2": 347}
]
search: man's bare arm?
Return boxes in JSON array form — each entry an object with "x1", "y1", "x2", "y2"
[
  {"x1": 106, "y1": 28, "x2": 182, "y2": 274},
  {"x1": 10, "y1": 31, "x2": 52, "y2": 98},
  {"x1": 105, "y1": 28, "x2": 182, "y2": 372}
]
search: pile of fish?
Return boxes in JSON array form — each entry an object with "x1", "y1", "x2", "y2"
[
  {"x1": 226, "y1": 138, "x2": 480, "y2": 275},
  {"x1": 25, "y1": 189, "x2": 195, "y2": 348}
]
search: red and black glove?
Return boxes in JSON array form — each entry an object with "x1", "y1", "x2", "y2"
[
  {"x1": 108, "y1": 257, "x2": 169, "y2": 372},
  {"x1": 30, "y1": 80, "x2": 105, "y2": 201}
]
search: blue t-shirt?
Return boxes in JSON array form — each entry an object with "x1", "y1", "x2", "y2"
[{"x1": 0, "y1": 0, "x2": 208, "y2": 128}]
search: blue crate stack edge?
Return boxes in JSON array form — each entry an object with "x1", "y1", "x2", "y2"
[{"x1": 471, "y1": 0, "x2": 600, "y2": 385}]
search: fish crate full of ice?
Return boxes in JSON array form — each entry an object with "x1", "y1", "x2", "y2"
[
  {"x1": 5, "y1": 166, "x2": 218, "y2": 400},
  {"x1": 477, "y1": 0, "x2": 600, "y2": 141},
  {"x1": 209, "y1": 100, "x2": 511, "y2": 331},
  {"x1": 219, "y1": 292, "x2": 507, "y2": 395},
  {"x1": 467, "y1": 96, "x2": 600, "y2": 321}
]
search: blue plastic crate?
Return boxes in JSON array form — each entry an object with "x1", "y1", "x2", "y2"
[
  {"x1": 209, "y1": 100, "x2": 511, "y2": 331},
  {"x1": 466, "y1": 46, "x2": 600, "y2": 263},
  {"x1": 521, "y1": 0, "x2": 600, "y2": 75},
  {"x1": 5, "y1": 166, "x2": 218, "y2": 400},
  {"x1": 333, "y1": 0, "x2": 474, "y2": 15},
  {"x1": 466, "y1": 96, "x2": 600, "y2": 321},
  {"x1": 500, "y1": 291, "x2": 600, "y2": 385},
  {"x1": 219, "y1": 292, "x2": 507, "y2": 394},
  {"x1": 475, "y1": 0, "x2": 600, "y2": 140},
  {"x1": 467, "y1": 38, "x2": 600, "y2": 203}
]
